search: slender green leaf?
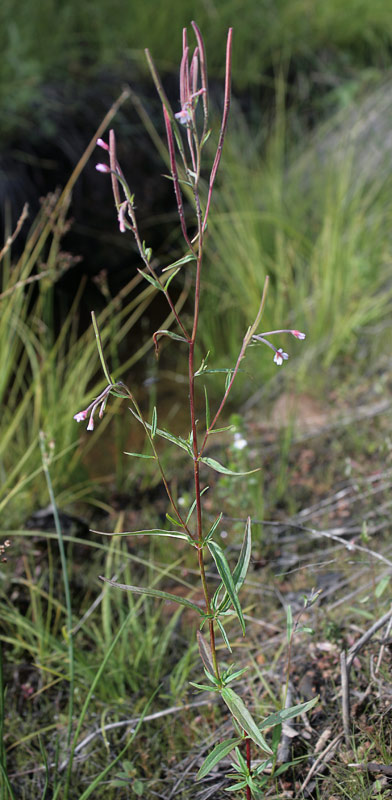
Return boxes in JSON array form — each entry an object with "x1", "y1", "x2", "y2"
[
  {"x1": 185, "y1": 486, "x2": 209, "y2": 524},
  {"x1": 221, "y1": 687, "x2": 273, "y2": 754},
  {"x1": 259, "y1": 696, "x2": 319, "y2": 731},
  {"x1": 208, "y1": 540, "x2": 245, "y2": 635},
  {"x1": 137, "y1": 269, "x2": 162, "y2": 290},
  {"x1": 129, "y1": 411, "x2": 192, "y2": 454},
  {"x1": 163, "y1": 266, "x2": 181, "y2": 291},
  {"x1": 254, "y1": 758, "x2": 273, "y2": 776},
  {"x1": 234, "y1": 746, "x2": 247, "y2": 772},
  {"x1": 197, "y1": 367, "x2": 235, "y2": 375},
  {"x1": 216, "y1": 618, "x2": 232, "y2": 652},
  {"x1": 196, "y1": 738, "x2": 243, "y2": 780},
  {"x1": 224, "y1": 667, "x2": 248, "y2": 684},
  {"x1": 214, "y1": 517, "x2": 251, "y2": 614},
  {"x1": 166, "y1": 513, "x2": 183, "y2": 527},
  {"x1": 201, "y1": 129, "x2": 212, "y2": 147},
  {"x1": 225, "y1": 780, "x2": 248, "y2": 791},
  {"x1": 204, "y1": 385, "x2": 210, "y2": 429},
  {"x1": 203, "y1": 668, "x2": 220, "y2": 686},
  {"x1": 375, "y1": 576, "x2": 390, "y2": 598},
  {"x1": 124, "y1": 451, "x2": 155, "y2": 459},
  {"x1": 162, "y1": 253, "x2": 196, "y2": 272},
  {"x1": 201, "y1": 456, "x2": 259, "y2": 476},
  {"x1": 208, "y1": 425, "x2": 235, "y2": 435},
  {"x1": 92, "y1": 527, "x2": 191, "y2": 541},
  {"x1": 154, "y1": 329, "x2": 188, "y2": 343},
  {"x1": 189, "y1": 682, "x2": 219, "y2": 692},
  {"x1": 197, "y1": 630, "x2": 214, "y2": 674},
  {"x1": 99, "y1": 577, "x2": 204, "y2": 614},
  {"x1": 151, "y1": 406, "x2": 157, "y2": 438},
  {"x1": 204, "y1": 513, "x2": 223, "y2": 544}
]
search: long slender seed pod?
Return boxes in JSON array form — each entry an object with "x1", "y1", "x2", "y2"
[{"x1": 203, "y1": 28, "x2": 233, "y2": 231}]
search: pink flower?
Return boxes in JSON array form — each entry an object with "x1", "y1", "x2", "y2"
[
  {"x1": 96, "y1": 163, "x2": 110, "y2": 173},
  {"x1": 73, "y1": 410, "x2": 88, "y2": 422},
  {"x1": 291, "y1": 330, "x2": 306, "y2": 340},
  {"x1": 118, "y1": 203, "x2": 127, "y2": 233},
  {"x1": 96, "y1": 138, "x2": 109, "y2": 151},
  {"x1": 273, "y1": 348, "x2": 289, "y2": 366}
]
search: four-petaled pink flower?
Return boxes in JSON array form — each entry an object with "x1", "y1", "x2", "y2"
[
  {"x1": 73, "y1": 410, "x2": 88, "y2": 422},
  {"x1": 273, "y1": 348, "x2": 289, "y2": 366}
]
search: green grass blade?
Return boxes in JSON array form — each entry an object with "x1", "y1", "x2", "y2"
[{"x1": 78, "y1": 689, "x2": 158, "y2": 799}]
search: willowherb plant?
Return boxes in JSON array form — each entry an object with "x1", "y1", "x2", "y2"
[{"x1": 74, "y1": 22, "x2": 313, "y2": 797}]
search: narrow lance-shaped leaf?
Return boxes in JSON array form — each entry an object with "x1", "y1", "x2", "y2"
[
  {"x1": 201, "y1": 456, "x2": 259, "y2": 477},
  {"x1": 221, "y1": 687, "x2": 273, "y2": 754},
  {"x1": 137, "y1": 269, "x2": 162, "y2": 291},
  {"x1": 92, "y1": 528, "x2": 191, "y2": 542},
  {"x1": 124, "y1": 452, "x2": 155, "y2": 460},
  {"x1": 216, "y1": 618, "x2": 232, "y2": 652},
  {"x1": 207, "y1": 540, "x2": 245, "y2": 635},
  {"x1": 196, "y1": 630, "x2": 214, "y2": 674},
  {"x1": 99, "y1": 577, "x2": 204, "y2": 614},
  {"x1": 185, "y1": 486, "x2": 209, "y2": 524},
  {"x1": 204, "y1": 512, "x2": 223, "y2": 544},
  {"x1": 154, "y1": 329, "x2": 188, "y2": 343},
  {"x1": 204, "y1": 385, "x2": 210, "y2": 429},
  {"x1": 128, "y1": 409, "x2": 192, "y2": 454},
  {"x1": 161, "y1": 253, "x2": 197, "y2": 272},
  {"x1": 258, "y1": 696, "x2": 319, "y2": 731},
  {"x1": 213, "y1": 517, "x2": 251, "y2": 613},
  {"x1": 196, "y1": 738, "x2": 243, "y2": 781}
]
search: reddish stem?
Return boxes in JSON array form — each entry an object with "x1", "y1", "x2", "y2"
[{"x1": 246, "y1": 737, "x2": 251, "y2": 799}]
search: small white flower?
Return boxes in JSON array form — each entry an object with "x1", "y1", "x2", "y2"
[
  {"x1": 233, "y1": 432, "x2": 248, "y2": 450},
  {"x1": 175, "y1": 107, "x2": 192, "y2": 126},
  {"x1": 95, "y1": 163, "x2": 110, "y2": 173},
  {"x1": 273, "y1": 348, "x2": 289, "y2": 366}
]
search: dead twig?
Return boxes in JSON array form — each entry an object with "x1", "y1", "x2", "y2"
[
  {"x1": 341, "y1": 606, "x2": 392, "y2": 744},
  {"x1": 297, "y1": 732, "x2": 343, "y2": 795}
]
